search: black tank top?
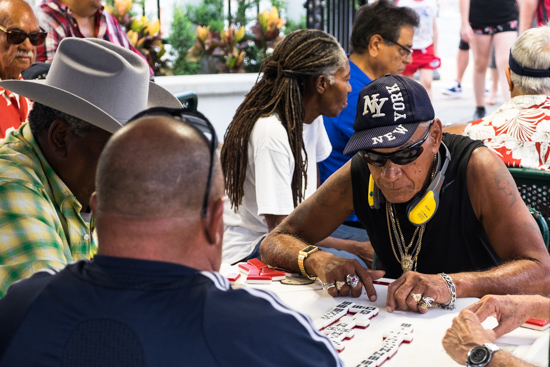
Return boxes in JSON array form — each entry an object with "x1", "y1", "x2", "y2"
[
  {"x1": 469, "y1": 0, "x2": 518, "y2": 27},
  {"x1": 351, "y1": 133, "x2": 502, "y2": 279}
]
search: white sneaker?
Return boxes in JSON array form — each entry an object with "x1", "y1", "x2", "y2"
[{"x1": 442, "y1": 81, "x2": 462, "y2": 97}]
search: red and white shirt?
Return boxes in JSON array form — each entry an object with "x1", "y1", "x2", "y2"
[
  {"x1": 464, "y1": 95, "x2": 550, "y2": 170},
  {"x1": 0, "y1": 76, "x2": 29, "y2": 139},
  {"x1": 36, "y1": 0, "x2": 153, "y2": 75}
]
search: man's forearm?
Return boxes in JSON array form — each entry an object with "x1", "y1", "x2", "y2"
[
  {"x1": 261, "y1": 231, "x2": 311, "y2": 273},
  {"x1": 453, "y1": 259, "x2": 550, "y2": 298},
  {"x1": 489, "y1": 351, "x2": 536, "y2": 367}
]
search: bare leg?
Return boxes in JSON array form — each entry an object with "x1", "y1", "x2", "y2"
[
  {"x1": 470, "y1": 34, "x2": 492, "y2": 108},
  {"x1": 493, "y1": 31, "x2": 518, "y2": 102},
  {"x1": 485, "y1": 66, "x2": 498, "y2": 105},
  {"x1": 419, "y1": 68, "x2": 434, "y2": 100},
  {"x1": 456, "y1": 48, "x2": 469, "y2": 85}
]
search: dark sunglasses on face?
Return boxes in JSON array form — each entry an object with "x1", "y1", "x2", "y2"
[
  {"x1": 128, "y1": 106, "x2": 218, "y2": 218},
  {"x1": 0, "y1": 25, "x2": 47, "y2": 46},
  {"x1": 360, "y1": 121, "x2": 433, "y2": 167}
]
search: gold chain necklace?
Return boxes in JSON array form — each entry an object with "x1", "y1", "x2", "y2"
[
  {"x1": 386, "y1": 202, "x2": 425, "y2": 273},
  {"x1": 384, "y1": 152, "x2": 437, "y2": 273}
]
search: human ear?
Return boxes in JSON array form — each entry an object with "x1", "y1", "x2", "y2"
[
  {"x1": 315, "y1": 75, "x2": 328, "y2": 94},
  {"x1": 368, "y1": 34, "x2": 383, "y2": 57},
  {"x1": 47, "y1": 119, "x2": 71, "y2": 158},
  {"x1": 203, "y1": 197, "x2": 224, "y2": 246}
]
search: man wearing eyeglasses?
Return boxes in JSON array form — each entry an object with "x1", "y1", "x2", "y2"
[
  {"x1": 320, "y1": 0, "x2": 419, "y2": 245},
  {"x1": 0, "y1": 0, "x2": 46, "y2": 139},
  {"x1": 0, "y1": 113, "x2": 343, "y2": 367},
  {"x1": 0, "y1": 38, "x2": 180, "y2": 298},
  {"x1": 262, "y1": 74, "x2": 550, "y2": 313}
]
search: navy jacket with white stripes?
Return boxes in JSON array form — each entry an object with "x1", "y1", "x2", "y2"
[{"x1": 0, "y1": 255, "x2": 342, "y2": 367}]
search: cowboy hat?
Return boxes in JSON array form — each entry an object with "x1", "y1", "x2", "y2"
[{"x1": 0, "y1": 38, "x2": 182, "y2": 133}]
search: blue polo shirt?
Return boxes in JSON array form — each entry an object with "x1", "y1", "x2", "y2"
[{"x1": 320, "y1": 59, "x2": 372, "y2": 223}]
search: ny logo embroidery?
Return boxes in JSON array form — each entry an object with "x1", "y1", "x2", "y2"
[{"x1": 362, "y1": 93, "x2": 388, "y2": 118}]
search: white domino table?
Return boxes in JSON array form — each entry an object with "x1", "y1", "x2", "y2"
[{"x1": 221, "y1": 264, "x2": 549, "y2": 367}]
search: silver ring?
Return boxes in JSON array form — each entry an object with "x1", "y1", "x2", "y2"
[
  {"x1": 323, "y1": 282, "x2": 336, "y2": 290},
  {"x1": 346, "y1": 274, "x2": 359, "y2": 288},
  {"x1": 335, "y1": 281, "x2": 346, "y2": 291},
  {"x1": 421, "y1": 296, "x2": 438, "y2": 308}
]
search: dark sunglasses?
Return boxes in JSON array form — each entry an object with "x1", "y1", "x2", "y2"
[
  {"x1": 128, "y1": 106, "x2": 218, "y2": 218},
  {"x1": 0, "y1": 25, "x2": 47, "y2": 46},
  {"x1": 361, "y1": 121, "x2": 433, "y2": 167}
]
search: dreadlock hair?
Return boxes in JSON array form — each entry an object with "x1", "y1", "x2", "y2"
[{"x1": 221, "y1": 29, "x2": 347, "y2": 211}]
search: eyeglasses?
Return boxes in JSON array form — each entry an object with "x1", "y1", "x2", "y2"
[
  {"x1": 128, "y1": 106, "x2": 218, "y2": 218},
  {"x1": 382, "y1": 37, "x2": 413, "y2": 57},
  {"x1": 0, "y1": 25, "x2": 47, "y2": 46},
  {"x1": 361, "y1": 121, "x2": 433, "y2": 167}
]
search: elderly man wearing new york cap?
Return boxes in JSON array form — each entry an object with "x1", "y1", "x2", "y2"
[
  {"x1": 0, "y1": 37, "x2": 181, "y2": 297},
  {"x1": 261, "y1": 74, "x2": 550, "y2": 313}
]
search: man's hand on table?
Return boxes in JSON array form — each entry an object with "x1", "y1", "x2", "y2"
[
  {"x1": 386, "y1": 272, "x2": 451, "y2": 314},
  {"x1": 311, "y1": 252, "x2": 385, "y2": 300},
  {"x1": 464, "y1": 294, "x2": 547, "y2": 338},
  {"x1": 442, "y1": 309, "x2": 496, "y2": 364}
]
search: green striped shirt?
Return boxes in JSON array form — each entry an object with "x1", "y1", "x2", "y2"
[{"x1": 0, "y1": 124, "x2": 95, "y2": 297}]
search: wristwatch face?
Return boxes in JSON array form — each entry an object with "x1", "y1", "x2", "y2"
[
  {"x1": 469, "y1": 346, "x2": 490, "y2": 365},
  {"x1": 301, "y1": 245, "x2": 318, "y2": 255}
]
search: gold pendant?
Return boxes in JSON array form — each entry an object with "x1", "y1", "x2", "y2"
[{"x1": 401, "y1": 254, "x2": 413, "y2": 273}]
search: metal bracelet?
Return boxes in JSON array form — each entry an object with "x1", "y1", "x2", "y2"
[{"x1": 438, "y1": 272, "x2": 456, "y2": 310}]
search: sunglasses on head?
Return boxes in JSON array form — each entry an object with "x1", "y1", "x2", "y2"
[
  {"x1": 360, "y1": 121, "x2": 433, "y2": 167},
  {"x1": 0, "y1": 25, "x2": 47, "y2": 46},
  {"x1": 128, "y1": 106, "x2": 218, "y2": 218}
]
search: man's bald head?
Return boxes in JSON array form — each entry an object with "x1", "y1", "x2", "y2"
[
  {"x1": 0, "y1": 0, "x2": 33, "y2": 24},
  {"x1": 95, "y1": 116, "x2": 222, "y2": 220}
]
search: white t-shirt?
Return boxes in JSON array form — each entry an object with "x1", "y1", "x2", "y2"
[
  {"x1": 222, "y1": 114, "x2": 332, "y2": 264},
  {"x1": 398, "y1": 0, "x2": 438, "y2": 50}
]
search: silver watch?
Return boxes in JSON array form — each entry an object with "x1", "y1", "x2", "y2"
[{"x1": 466, "y1": 343, "x2": 500, "y2": 367}]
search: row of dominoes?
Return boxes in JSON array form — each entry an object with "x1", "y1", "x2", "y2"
[
  {"x1": 354, "y1": 322, "x2": 414, "y2": 367},
  {"x1": 313, "y1": 301, "x2": 380, "y2": 353}
]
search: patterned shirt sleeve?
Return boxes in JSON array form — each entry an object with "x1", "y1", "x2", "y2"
[{"x1": 0, "y1": 182, "x2": 71, "y2": 297}]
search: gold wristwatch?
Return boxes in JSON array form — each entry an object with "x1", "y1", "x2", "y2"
[{"x1": 298, "y1": 245, "x2": 320, "y2": 280}]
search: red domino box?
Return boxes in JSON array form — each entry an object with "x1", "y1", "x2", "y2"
[
  {"x1": 522, "y1": 318, "x2": 550, "y2": 331},
  {"x1": 246, "y1": 275, "x2": 272, "y2": 284},
  {"x1": 238, "y1": 263, "x2": 259, "y2": 275},
  {"x1": 260, "y1": 268, "x2": 286, "y2": 280},
  {"x1": 247, "y1": 258, "x2": 268, "y2": 269},
  {"x1": 226, "y1": 273, "x2": 241, "y2": 284}
]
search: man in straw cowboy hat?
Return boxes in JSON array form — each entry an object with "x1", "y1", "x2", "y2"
[{"x1": 0, "y1": 37, "x2": 181, "y2": 297}]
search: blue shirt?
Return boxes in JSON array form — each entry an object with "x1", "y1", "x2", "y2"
[{"x1": 320, "y1": 59, "x2": 372, "y2": 222}]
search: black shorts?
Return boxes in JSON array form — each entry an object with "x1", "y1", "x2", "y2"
[{"x1": 470, "y1": 20, "x2": 518, "y2": 35}]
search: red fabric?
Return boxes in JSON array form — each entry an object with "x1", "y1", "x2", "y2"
[
  {"x1": 0, "y1": 77, "x2": 29, "y2": 139},
  {"x1": 466, "y1": 95, "x2": 550, "y2": 170},
  {"x1": 536, "y1": 0, "x2": 550, "y2": 26},
  {"x1": 402, "y1": 45, "x2": 441, "y2": 75}
]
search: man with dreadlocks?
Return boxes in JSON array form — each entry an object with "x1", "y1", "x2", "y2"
[{"x1": 221, "y1": 29, "x2": 374, "y2": 267}]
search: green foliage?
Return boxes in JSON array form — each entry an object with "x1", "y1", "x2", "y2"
[
  {"x1": 166, "y1": 0, "x2": 305, "y2": 75},
  {"x1": 233, "y1": 0, "x2": 259, "y2": 27},
  {"x1": 284, "y1": 15, "x2": 306, "y2": 35},
  {"x1": 167, "y1": 6, "x2": 200, "y2": 75},
  {"x1": 185, "y1": 0, "x2": 225, "y2": 32}
]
